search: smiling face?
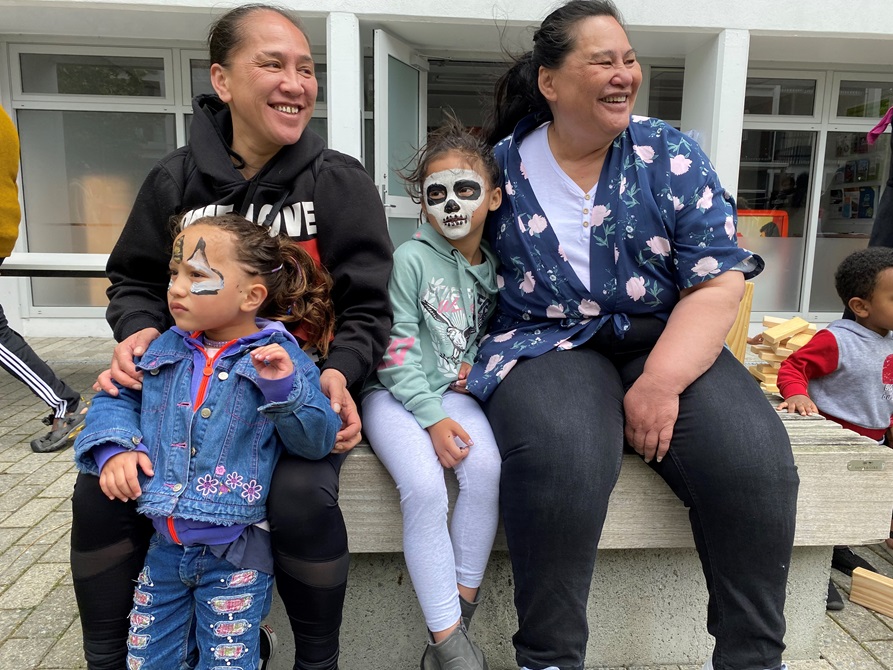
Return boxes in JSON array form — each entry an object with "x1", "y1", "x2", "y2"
[
  {"x1": 168, "y1": 224, "x2": 266, "y2": 342},
  {"x1": 421, "y1": 152, "x2": 502, "y2": 247},
  {"x1": 538, "y1": 15, "x2": 642, "y2": 147},
  {"x1": 210, "y1": 10, "x2": 317, "y2": 169}
]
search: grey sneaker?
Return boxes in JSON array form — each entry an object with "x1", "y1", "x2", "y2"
[{"x1": 30, "y1": 398, "x2": 88, "y2": 453}]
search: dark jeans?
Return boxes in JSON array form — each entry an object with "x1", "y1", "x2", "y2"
[
  {"x1": 71, "y1": 451, "x2": 350, "y2": 670},
  {"x1": 484, "y1": 319, "x2": 798, "y2": 670}
]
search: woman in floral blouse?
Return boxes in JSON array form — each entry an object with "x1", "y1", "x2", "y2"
[{"x1": 468, "y1": 2, "x2": 799, "y2": 670}]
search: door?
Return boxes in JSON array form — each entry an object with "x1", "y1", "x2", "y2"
[{"x1": 373, "y1": 30, "x2": 428, "y2": 248}]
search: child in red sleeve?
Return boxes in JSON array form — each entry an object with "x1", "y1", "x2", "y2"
[{"x1": 777, "y1": 246, "x2": 893, "y2": 610}]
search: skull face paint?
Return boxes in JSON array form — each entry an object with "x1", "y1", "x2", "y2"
[
  {"x1": 186, "y1": 237, "x2": 225, "y2": 295},
  {"x1": 423, "y1": 169, "x2": 486, "y2": 240}
]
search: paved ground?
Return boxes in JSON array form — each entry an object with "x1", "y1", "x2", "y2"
[{"x1": 1, "y1": 337, "x2": 893, "y2": 669}]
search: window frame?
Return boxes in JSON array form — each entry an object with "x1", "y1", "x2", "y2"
[
  {"x1": 743, "y1": 69, "x2": 826, "y2": 123},
  {"x1": 830, "y1": 71, "x2": 893, "y2": 122}
]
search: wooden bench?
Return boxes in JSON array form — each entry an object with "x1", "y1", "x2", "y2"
[{"x1": 264, "y1": 404, "x2": 893, "y2": 669}]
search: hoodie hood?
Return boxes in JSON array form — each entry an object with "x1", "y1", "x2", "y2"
[{"x1": 828, "y1": 318, "x2": 893, "y2": 342}]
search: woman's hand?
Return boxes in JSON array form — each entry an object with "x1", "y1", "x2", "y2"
[
  {"x1": 251, "y1": 344, "x2": 294, "y2": 380},
  {"x1": 623, "y1": 372, "x2": 679, "y2": 464},
  {"x1": 319, "y1": 368, "x2": 362, "y2": 453},
  {"x1": 94, "y1": 328, "x2": 161, "y2": 395},
  {"x1": 426, "y1": 418, "x2": 472, "y2": 469},
  {"x1": 99, "y1": 451, "x2": 155, "y2": 502},
  {"x1": 777, "y1": 394, "x2": 818, "y2": 416}
]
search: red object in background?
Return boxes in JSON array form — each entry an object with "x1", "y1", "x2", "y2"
[{"x1": 737, "y1": 209, "x2": 790, "y2": 238}]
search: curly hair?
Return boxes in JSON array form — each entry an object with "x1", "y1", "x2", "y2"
[
  {"x1": 401, "y1": 111, "x2": 500, "y2": 205},
  {"x1": 177, "y1": 213, "x2": 335, "y2": 355},
  {"x1": 835, "y1": 246, "x2": 893, "y2": 306}
]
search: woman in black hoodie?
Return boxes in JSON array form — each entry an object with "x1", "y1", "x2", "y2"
[{"x1": 71, "y1": 5, "x2": 393, "y2": 669}]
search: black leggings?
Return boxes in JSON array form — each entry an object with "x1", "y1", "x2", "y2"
[{"x1": 71, "y1": 452, "x2": 350, "y2": 670}]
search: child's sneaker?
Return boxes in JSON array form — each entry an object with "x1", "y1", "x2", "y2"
[
  {"x1": 30, "y1": 398, "x2": 88, "y2": 453},
  {"x1": 258, "y1": 623, "x2": 277, "y2": 669}
]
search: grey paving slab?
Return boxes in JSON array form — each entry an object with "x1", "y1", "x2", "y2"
[
  {"x1": 38, "y1": 620, "x2": 87, "y2": 669},
  {"x1": 0, "y1": 563, "x2": 68, "y2": 609},
  {"x1": 0, "y1": 635, "x2": 55, "y2": 670},
  {"x1": 864, "y1": 640, "x2": 893, "y2": 669},
  {"x1": 15, "y1": 586, "x2": 78, "y2": 639},
  {"x1": 820, "y1": 617, "x2": 887, "y2": 670}
]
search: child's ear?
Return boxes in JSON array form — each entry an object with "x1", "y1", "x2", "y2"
[
  {"x1": 241, "y1": 282, "x2": 268, "y2": 313},
  {"x1": 488, "y1": 186, "x2": 502, "y2": 212},
  {"x1": 848, "y1": 295, "x2": 870, "y2": 318}
]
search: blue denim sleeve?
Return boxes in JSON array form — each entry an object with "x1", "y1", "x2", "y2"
[
  {"x1": 258, "y1": 344, "x2": 340, "y2": 460},
  {"x1": 73, "y1": 386, "x2": 145, "y2": 475}
]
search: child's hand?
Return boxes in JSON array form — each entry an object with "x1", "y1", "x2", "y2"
[
  {"x1": 448, "y1": 362, "x2": 472, "y2": 394},
  {"x1": 251, "y1": 344, "x2": 294, "y2": 380},
  {"x1": 426, "y1": 418, "x2": 472, "y2": 469},
  {"x1": 777, "y1": 394, "x2": 818, "y2": 416},
  {"x1": 100, "y1": 451, "x2": 154, "y2": 502}
]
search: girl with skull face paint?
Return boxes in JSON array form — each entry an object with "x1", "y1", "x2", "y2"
[{"x1": 361, "y1": 116, "x2": 502, "y2": 670}]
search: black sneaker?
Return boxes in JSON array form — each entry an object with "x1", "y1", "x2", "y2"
[
  {"x1": 259, "y1": 623, "x2": 277, "y2": 669},
  {"x1": 832, "y1": 545, "x2": 877, "y2": 576},
  {"x1": 30, "y1": 398, "x2": 88, "y2": 453},
  {"x1": 827, "y1": 579, "x2": 844, "y2": 611}
]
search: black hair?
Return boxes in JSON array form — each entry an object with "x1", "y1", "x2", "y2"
[
  {"x1": 402, "y1": 111, "x2": 500, "y2": 204},
  {"x1": 208, "y1": 3, "x2": 309, "y2": 67},
  {"x1": 835, "y1": 246, "x2": 893, "y2": 306},
  {"x1": 175, "y1": 213, "x2": 335, "y2": 355},
  {"x1": 484, "y1": 0, "x2": 626, "y2": 145}
]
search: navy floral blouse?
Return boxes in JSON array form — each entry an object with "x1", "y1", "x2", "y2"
[{"x1": 466, "y1": 114, "x2": 763, "y2": 401}]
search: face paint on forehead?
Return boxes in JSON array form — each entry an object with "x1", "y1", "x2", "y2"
[
  {"x1": 423, "y1": 168, "x2": 486, "y2": 240},
  {"x1": 172, "y1": 236, "x2": 184, "y2": 263},
  {"x1": 186, "y1": 237, "x2": 225, "y2": 295}
]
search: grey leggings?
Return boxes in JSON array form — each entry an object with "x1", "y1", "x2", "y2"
[{"x1": 362, "y1": 389, "x2": 501, "y2": 632}]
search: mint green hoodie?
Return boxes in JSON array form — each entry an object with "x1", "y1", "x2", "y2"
[{"x1": 363, "y1": 223, "x2": 499, "y2": 428}]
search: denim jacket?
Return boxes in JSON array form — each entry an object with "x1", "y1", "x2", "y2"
[{"x1": 74, "y1": 323, "x2": 340, "y2": 526}]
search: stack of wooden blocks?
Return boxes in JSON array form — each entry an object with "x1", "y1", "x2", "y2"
[{"x1": 748, "y1": 316, "x2": 817, "y2": 394}]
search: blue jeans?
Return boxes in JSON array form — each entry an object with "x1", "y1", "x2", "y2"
[
  {"x1": 484, "y1": 319, "x2": 798, "y2": 670},
  {"x1": 125, "y1": 534, "x2": 274, "y2": 670}
]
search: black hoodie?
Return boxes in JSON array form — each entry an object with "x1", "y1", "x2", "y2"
[{"x1": 106, "y1": 94, "x2": 393, "y2": 389}]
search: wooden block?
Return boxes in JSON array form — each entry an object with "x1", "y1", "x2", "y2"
[
  {"x1": 757, "y1": 364, "x2": 779, "y2": 374},
  {"x1": 788, "y1": 331, "x2": 814, "y2": 351},
  {"x1": 772, "y1": 346, "x2": 794, "y2": 357},
  {"x1": 749, "y1": 366, "x2": 777, "y2": 383},
  {"x1": 850, "y1": 567, "x2": 893, "y2": 618},
  {"x1": 763, "y1": 316, "x2": 787, "y2": 327},
  {"x1": 757, "y1": 349, "x2": 787, "y2": 363},
  {"x1": 760, "y1": 382, "x2": 780, "y2": 394},
  {"x1": 763, "y1": 317, "x2": 811, "y2": 345}
]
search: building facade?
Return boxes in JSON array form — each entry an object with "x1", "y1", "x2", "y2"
[{"x1": 1, "y1": 0, "x2": 892, "y2": 336}]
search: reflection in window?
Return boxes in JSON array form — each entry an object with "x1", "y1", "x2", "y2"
[
  {"x1": 837, "y1": 80, "x2": 893, "y2": 118},
  {"x1": 17, "y1": 110, "x2": 176, "y2": 306},
  {"x1": 190, "y1": 59, "x2": 213, "y2": 98},
  {"x1": 648, "y1": 67, "x2": 683, "y2": 125},
  {"x1": 20, "y1": 53, "x2": 165, "y2": 97},
  {"x1": 744, "y1": 78, "x2": 815, "y2": 116}
]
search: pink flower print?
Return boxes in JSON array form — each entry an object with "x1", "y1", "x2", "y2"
[
  {"x1": 558, "y1": 245, "x2": 568, "y2": 262},
  {"x1": 241, "y1": 480, "x2": 263, "y2": 504},
  {"x1": 614, "y1": 245, "x2": 620, "y2": 263},
  {"x1": 413, "y1": 230, "x2": 422, "y2": 239},
  {"x1": 219, "y1": 485, "x2": 230, "y2": 494},
  {"x1": 225, "y1": 472, "x2": 244, "y2": 490},
  {"x1": 519, "y1": 272, "x2": 536, "y2": 294},
  {"x1": 546, "y1": 304, "x2": 565, "y2": 319},
  {"x1": 619, "y1": 175, "x2": 627, "y2": 195},
  {"x1": 696, "y1": 185, "x2": 714, "y2": 211},
  {"x1": 645, "y1": 236, "x2": 671, "y2": 256},
  {"x1": 196, "y1": 474, "x2": 219, "y2": 497},
  {"x1": 724, "y1": 215, "x2": 736, "y2": 240},
  {"x1": 670, "y1": 154, "x2": 692, "y2": 175},
  {"x1": 215, "y1": 465, "x2": 226, "y2": 476},
  {"x1": 556, "y1": 338, "x2": 573, "y2": 350},
  {"x1": 673, "y1": 196, "x2": 684, "y2": 211},
  {"x1": 580, "y1": 299, "x2": 601, "y2": 316},
  {"x1": 692, "y1": 257, "x2": 721, "y2": 277},
  {"x1": 493, "y1": 329, "x2": 517, "y2": 343},
  {"x1": 485, "y1": 354, "x2": 504, "y2": 373},
  {"x1": 591, "y1": 205, "x2": 611, "y2": 227},
  {"x1": 634, "y1": 144, "x2": 655, "y2": 164},
  {"x1": 528, "y1": 214, "x2": 548, "y2": 235},
  {"x1": 626, "y1": 276, "x2": 647, "y2": 301},
  {"x1": 496, "y1": 275, "x2": 505, "y2": 289},
  {"x1": 496, "y1": 359, "x2": 517, "y2": 380},
  {"x1": 631, "y1": 115, "x2": 650, "y2": 123},
  {"x1": 517, "y1": 216, "x2": 527, "y2": 234},
  {"x1": 505, "y1": 180, "x2": 515, "y2": 196},
  {"x1": 520, "y1": 162, "x2": 528, "y2": 179}
]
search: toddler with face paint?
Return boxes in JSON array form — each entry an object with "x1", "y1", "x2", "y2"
[
  {"x1": 361, "y1": 116, "x2": 502, "y2": 670},
  {"x1": 73, "y1": 213, "x2": 341, "y2": 670}
]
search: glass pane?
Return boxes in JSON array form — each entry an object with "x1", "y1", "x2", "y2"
[
  {"x1": 307, "y1": 117, "x2": 327, "y2": 143},
  {"x1": 648, "y1": 68, "x2": 683, "y2": 122},
  {"x1": 837, "y1": 80, "x2": 893, "y2": 118},
  {"x1": 364, "y1": 117, "x2": 374, "y2": 177},
  {"x1": 808, "y1": 237, "x2": 868, "y2": 312},
  {"x1": 388, "y1": 216, "x2": 419, "y2": 248},
  {"x1": 744, "y1": 78, "x2": 816, "y2": 116},
  {"x1": 189, "y1": 58, "x2": 212, "y2": 98},
  {"x1": 17, "y1": 109, "x2": 176, "y2": 307},
  {"x1": 364, "y1": 56, "x2": 374, "y2": 112},
  {"x1": 315, "y1": 62, "x2": 327, "y2": 105},
  {"x1": 737, "y1": 129, "x2": 816, "y2": 312},
  {"x1": 30, "y1": 277, "x2": 111, "y2": 308},
  {"x1": 20, "y1": 53, "x2": 165, "y2": 97},
  {"x1": 387, "y1": 55, "x2": 419, "y2": 194}
]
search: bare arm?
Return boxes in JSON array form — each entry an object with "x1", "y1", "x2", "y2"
[{"x1": 624, "y1": 270, "x2": 745, "y2": 463}]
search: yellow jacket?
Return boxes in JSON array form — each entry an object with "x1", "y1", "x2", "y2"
[{"x1": 0, "y1": 106, "x2": 21, "y2": 259}]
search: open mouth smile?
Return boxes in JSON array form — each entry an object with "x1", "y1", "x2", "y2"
[
  {"x1": 442, "y1": 215, "x2": 468, "y2": 227},
  {"x1": 272, "y1": 104, "x2": 302, "y2": 114}
]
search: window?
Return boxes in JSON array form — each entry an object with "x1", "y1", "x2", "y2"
[
  {"x1": 647, "y1": 67, "x2": 683, "y2": 126},
  {"x1": 836, "y1": 79, "x2": 893, "y2": 119},
  {"x1": 744, "y1": 77, "x2": 816, "y2": 116}
]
